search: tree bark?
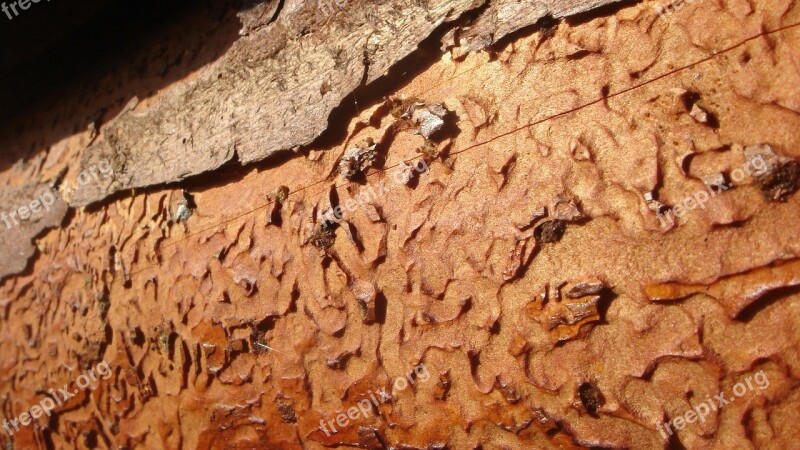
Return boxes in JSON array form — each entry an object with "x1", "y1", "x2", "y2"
[{"x1": 1, "y1": 0, "x2": 799, "y2": 449}]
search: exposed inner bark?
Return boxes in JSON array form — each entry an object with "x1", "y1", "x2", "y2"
[{"x1": 1, "y1": 0, "x2": 799, "y2": 449}]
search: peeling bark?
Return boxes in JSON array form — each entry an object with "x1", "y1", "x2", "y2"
[
  {"x1": 71, "y1": 0, "x2": 624, "y2": 207},
  {"x1": 1, "y1": 0, "x2": 800, "y2": 449}
]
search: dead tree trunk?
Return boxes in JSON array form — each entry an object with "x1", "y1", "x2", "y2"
[{"x1": 1, "y1": 0, "x2": 799, "y2": 448}]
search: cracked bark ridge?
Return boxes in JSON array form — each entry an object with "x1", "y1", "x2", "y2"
[
  {"x1": 71, "y1": 0, "x2": 622, "y2": 207},
  {"x1": 441, "y1": 0, "x2": 614, "y2": 57}
]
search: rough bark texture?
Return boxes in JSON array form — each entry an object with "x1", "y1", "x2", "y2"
[
  {"x1": 0, "y1": 0, "x2": 627, "y2": 281},
  {"x1": 72, "y1": 0, "x2": 625, "y2": 208},
  {"x1": 0, "y1": 182, "x2": 69, "y2": 278},
  {"x1": 1, "y1": 0, "x2": 800, "y2": 449}
]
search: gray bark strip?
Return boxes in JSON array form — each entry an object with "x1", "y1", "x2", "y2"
[
  {"x1": 0, "y1": 182, "x2": 69, "y2": 280},
  {"x1": 71, "y1": 0, "x2": 620, "y2": 207}
]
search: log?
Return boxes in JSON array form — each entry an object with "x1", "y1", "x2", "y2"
[{"x1": 0, "y1": 0, "x2": 799, "y2": 448}]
